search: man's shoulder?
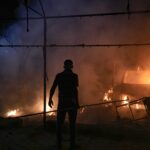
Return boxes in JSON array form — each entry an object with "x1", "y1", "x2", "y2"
[
  {"x1": 56, "y1": 72, "x2": 62, "y2": 77},
  {"x1": 56, "y1": 72, "x2": 65, "y2": 78},
  {"x1": 73, "y1": 73, "x2": 78, "y2": 77},
  {"x1": 57, "y1": 71, "x2": 78, "y2": 77}
]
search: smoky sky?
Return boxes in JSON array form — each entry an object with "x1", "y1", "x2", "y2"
[
  {"x1": 0, "y1": 0, "x2": 150, "y2": 115},
  {"x1": 0, "y1": 0, "x2": 19, "y2": 34}
]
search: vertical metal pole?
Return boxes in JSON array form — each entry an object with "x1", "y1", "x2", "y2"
[
  {"x1": 25, "y1": 0, "x2": 29, "y2": 32},
  {"x1": 128, "y1": 104, "x2": 135, "y2": 120},
  {"x1": 43, "y1": 17, "x2": 47, "y2": 127},
  {"x1": 39, "y1": 0, "x2": 47, "y2": 127}
]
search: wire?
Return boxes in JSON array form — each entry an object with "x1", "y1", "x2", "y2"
[{"x1": 1, "y1": 43, "x2": 150, "y2": 48}]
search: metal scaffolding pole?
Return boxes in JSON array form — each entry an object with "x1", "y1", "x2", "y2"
[
  {"x1": 39, "y1": 0, "x2": 47, "y2": 127},
  {"x1": 0, "y1": 9, "x2": 150, "y2": 21}
]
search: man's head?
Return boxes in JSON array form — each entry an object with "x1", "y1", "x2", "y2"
[{"x1": 64, "y1": 59, "x2": 73, "y2": 69}]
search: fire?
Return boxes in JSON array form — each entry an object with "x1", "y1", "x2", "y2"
[
  {"x1": 80, "y1": 107, "x2": 85, "y2": 114},
  {"x1": 123, "y1": 96, "x2": 129, "y2": 104},
  {"x1": 35, "y1": 97, "x2": 57, "y2": 117},
  {"x1": 103, "y1": 88, "x2": 113, "y2": 102},
  {"x1": 48, "y1": 112, "x2": 56, "y2": 117},
  {"x1": 7, "y1": 109, "x2": 19, "y2": 117},
  {"x1": 5, "y1": 97, "x2": 57, "y2": 118},
  {"x1": 121, "y1": 95, "x2": 129, "y2": 105},
  {"x1": 103, "y1": 93, "x2": 109, "y2": 101},
  {"x1": 121, "y1": 95, "x2": 145, "y2": 110},
  {"x1": 123, "y1": 95, "x2": 128, "y2": 100},
  {"x1": 45, "y1": 101, "x2": 56, "y2": 117},
  {"x1": 124, "y1": 70, "x2": 150, "y2": 84},
  {"x1": 134, "y1": 102, "x2": 145, "y2": 110},
  {"x1": 136, "y1": 104, "x2": 139, "y2": 110},
  {"x1": 108, "y1": 88, "x2": 113, "y2": 94}
]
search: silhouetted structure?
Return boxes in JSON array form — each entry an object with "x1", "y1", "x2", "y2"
[{"x1": 49, "y1": 59, "x2": 79, "y2": 149}]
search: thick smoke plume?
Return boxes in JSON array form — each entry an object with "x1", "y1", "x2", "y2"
[{"x1": 0, "y1": 0, "x2": 150, "y2": 116}]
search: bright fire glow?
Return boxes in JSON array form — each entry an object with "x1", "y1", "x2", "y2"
[
  {"x1": 123, "y1": 95, "x2": 128, "y2": 100},
  {"x1": 136, "y1": 104, "x2": 139, "y2": 110},
  {"x1": 134, "y1": 102, "x2": 145, "y2": 110},
  {"x1": 108, "y1": 88, "x2": 113, "y2": 94},
  {"x1": 122, "y1": 100, "x2": 129, "y2": 105},
  {"x1": 103, "y1": 88, "x2": 113, "y2": 101},
  {"x1": 7, "y1": 109, "x2": 19, "y2": 117},
  {"x1": 121, "y1": 95, "x2": 145, "y2": 110},
  {"x1": 35, "y1": 97, "x2": 57, "y2": 117},
  {"x1": 122, "y1": 95, "x2": 129, "y2": 105},
  {"x1": 124, "y1": 70, "x2": 150, "y2": 84},
  {"x1": 103, "y1": 93, "x2": 109, "y2": 101},
  {"x1": 49, "y1": 112, "x2": 56, "y2": 116},
  {"x1": 80, "y1": 107, "x2": 85, "y2": 114}
]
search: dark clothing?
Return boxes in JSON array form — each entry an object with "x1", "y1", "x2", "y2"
[
  {"x1": 50, "y1": 69, "x2": 79, "y2": 109},
  {"x1": 57, "y1": 109, "x2": 77, "y2": 147},
  {"x1": 50, "y1": 69, "x2": 79, "y2": 148}
]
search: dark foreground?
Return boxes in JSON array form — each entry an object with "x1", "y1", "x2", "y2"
[{"x1": 0, "y1": 118, "x2": 150, "y2": 150}]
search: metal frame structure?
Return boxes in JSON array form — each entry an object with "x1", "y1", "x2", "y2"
[
  {"x1": 9, "y1": 98, "x2": 150, "y2": 123},
  {"x1": 116, "y1": 98, "x2": 150, "y2": 121}
]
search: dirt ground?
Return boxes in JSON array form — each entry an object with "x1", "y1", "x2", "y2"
[{"x1": 0, "y1": 118, "x2": 150, "y2": 150}]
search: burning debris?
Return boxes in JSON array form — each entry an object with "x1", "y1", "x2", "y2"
[
  {"x1": 7, "y1": 109, "x2": 20, "y2": 117},
  {"x1": 3, "y1": 67, "x2": 150, "y2": 123},
  {"x1": 4, "y1": 98, "x2": 57, "y2": 118},
  {"x1": 100, "y1": 66, "x2": 150, "y2": 120}
]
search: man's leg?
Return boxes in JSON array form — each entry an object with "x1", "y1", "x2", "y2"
[
  {"x1": 68, "y1": 108, "x2": 77, "y2": 148},
  {"x1": 57, "y1": 110, "x2": 66, "y2": 148}
]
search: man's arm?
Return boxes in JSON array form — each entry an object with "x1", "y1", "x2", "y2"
[
  {"x1": 75, "y1": 74, "x2": 80, "y2": 108},
  {"x1": 49, "y1": 75, "x2": 58, "y2": 108}
]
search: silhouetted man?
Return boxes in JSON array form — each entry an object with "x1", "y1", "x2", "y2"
[{"x1": 49, "y1": 59, "x2": 79, "y2": 149}]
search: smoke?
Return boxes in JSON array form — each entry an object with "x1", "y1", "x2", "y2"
[{"x1": 0, "y1": 0, "x2": 150, "y2": 116}]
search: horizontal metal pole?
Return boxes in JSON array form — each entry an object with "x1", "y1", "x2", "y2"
[
  {"x1": 116, "y1": 98, "x2": 144, "y2": 108},
  {"x1": 5, "y1": 98, "x2": 149, "y2": 122},
  {"x1": 5, "y1": 100, "x2": 126, "y2": 119},
  {"x1": 0, "y1": 10, "x2": 150, "y2": 21},
  {"x1": 1, "y1": 43, "x2": 150, "y2": 48}
]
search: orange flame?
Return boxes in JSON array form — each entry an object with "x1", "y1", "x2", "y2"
[
  {"x1": 7, "y1": 109, "x2": 19, "y2": 117},
  {"x1": 122, "y1": 95, "x2": 129, "y2": 105},
  {"x1": 80, "y1": 107, "x2": 85, "y2": 114},
  {"x1": 103, "y1": 88, "x2": 113, "y2": 102}
]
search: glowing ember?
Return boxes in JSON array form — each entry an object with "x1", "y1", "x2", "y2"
[
  {"x1": 80, "y1": 107, "x2": 85, "y2": 114},
  {"x1": 7, "y1": 109, "x2": 19, "y2": 117}
]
